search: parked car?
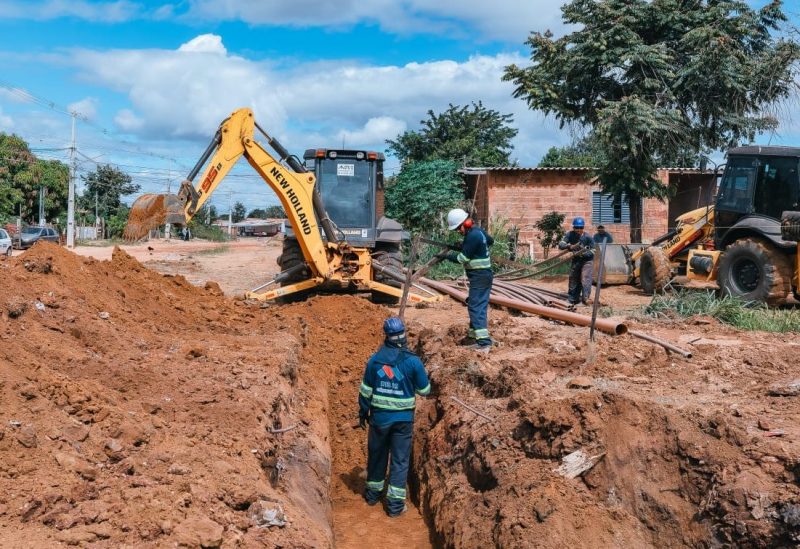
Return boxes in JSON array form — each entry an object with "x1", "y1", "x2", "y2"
[
  {"x1": 13, "y1": 226, "x2": 60, "y2": 249},
  {"x1": 0, "y1": 228, "x2": 11, "y2": 256}
]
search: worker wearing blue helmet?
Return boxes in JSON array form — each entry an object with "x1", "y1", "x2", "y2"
[
  {"x1": 558, "y1": 217, "x2": 596, "y2": 305},
  {"x1": 358, "y1": 317, "x2": 431, "y2": 517}
]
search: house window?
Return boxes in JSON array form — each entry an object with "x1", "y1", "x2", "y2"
[{"x1": 592, "y1": 192, "x2": 639, "y2": 224}]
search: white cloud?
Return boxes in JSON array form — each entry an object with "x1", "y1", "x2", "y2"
[
  {"x1": 336, "y1": 117, "x2": 407, "y2": 148},
  {"x1": 0, "y1": 107, "x2": 14, "y2": 131},
  {"x1": 68, "y1": 97, "x2": 98, "y2": 120},
  {"x1": 177, "y1": 34, "x2": 227, "y2": 55},
  {"x1": 0, "y1": 0, "x2": 142, "y2": 22},
  {"x1": 182, "y1": 0, "x2": 565, "y2": 42},
  {"x1": 63, "y1": 34, "x2": 564, "y2": 164}
]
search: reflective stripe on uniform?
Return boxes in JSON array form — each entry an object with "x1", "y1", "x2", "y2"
[
  {"x1": 465, "y1": 257, "x2": 491, "y2": 270},
  {"x1": 359, "y1": 382, "x2": 373, "y2": 399},
  {"x1": 371, "y1": 394, "x2": 416, "y2": 410},
  {"x1": 417, "y1": 383, "x2": 431, "y2": 396},
  {"x1": 474, "y1": 328, "x2": 490, "y2": 339},
  {"x1": 387, "y1": 485, "x2": 407, "y2": 500},
  {"x1": 467, "y1": 327, "x2": 476, "y2": 338},
  {"x1": 366, "y1": 479, "x2": 385, "y2": 491}
]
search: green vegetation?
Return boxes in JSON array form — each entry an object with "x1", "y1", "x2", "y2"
[
  {"x1": 645, "y1": 290, "x2": 800, "y2": 333},
  {"x1": 0, "y1": 133, "x2": 69, "y2": 225},
  {"x1": 385, "y1": 159, "x2": 463, "y2": 234},
  {"x1": 534, "y1": 211, "x2": 565, "y2": 259},
  {"x1": 386, "y1": 102, "x2": 518, "y2": 166},
  {"x1": 195, "y1": 244, "x2": 229, "y2": 256},
  {"x1": 504, "y1": 0, "x2": 800, "y2": 242},
  {"x1": 188, "y1": 223, "x2": 229, "y2": 242}
]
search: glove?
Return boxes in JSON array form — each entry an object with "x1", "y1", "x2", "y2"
[
  {"x1": 569, "y1": 244, "x2": 581, "y2": 251},
  {"x1": 358, "y1": 414, "x2": 368, "y2": 430}
]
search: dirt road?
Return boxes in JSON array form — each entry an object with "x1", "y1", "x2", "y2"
[{"x1": 3, "y1": 240, "x2": 800, "y2": 547}]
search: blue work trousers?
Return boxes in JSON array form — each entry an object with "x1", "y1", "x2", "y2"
[
  {"x1": 466, "y1": 269, "x2": 493, "y2": 345},
  {"x1": 365, "y1": 421, "x2": 413, "y2": 515},
  {"x1": 568, "y1": 260, "x2": 594, "y2": 304}
]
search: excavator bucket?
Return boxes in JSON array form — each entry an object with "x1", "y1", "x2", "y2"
[
  {"x1": 123, "y1": 193, "x2": 185, "y2": 241},
  {"x1": 596, "y1": 243, "x2": 648, "y2": 284}
]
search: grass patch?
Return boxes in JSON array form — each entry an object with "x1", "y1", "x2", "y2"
[
  {"x1": 195, "y1": 244, "x2": 229, "y2": 256},
  {"x1": 645, "y1": 290, "x2": 800, "y2": 333}
]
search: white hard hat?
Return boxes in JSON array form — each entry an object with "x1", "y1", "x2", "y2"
[{"x1": 446, "y1": 208, "x2": 469, "y2": 230}]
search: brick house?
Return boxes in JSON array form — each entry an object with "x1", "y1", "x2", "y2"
[{"x1": 461, "y1": 166, "x2": 716, "y2": 259}]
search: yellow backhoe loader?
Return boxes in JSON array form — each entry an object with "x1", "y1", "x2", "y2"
[
  {"x1": 602, "y1": 146, "x2": 800, "y2": 306},
  {"x1": 123, "y1": 107, "x2": 439, "y2": 304}
]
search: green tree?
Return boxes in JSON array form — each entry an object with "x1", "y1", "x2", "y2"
[
  {"x1": 232, "y1": 201, "x2": 246, "y2": 223},
  {"x1": 385, "y1": 160, "x2": 463, "y2": 233},
  {"x1": 265, "y1": 204, "x2": 286, "y2": 218},
  {"x1": 386, "y1": 101, "x2": 518, "y2": 166},
  {"x1": 504, "y1": 0, "x2": 799, "y2": 242},
  {"x1": 538, "y1": 136, "x2": 602, "y2": 168},
  {"x1": 534, "y1": 211, "x2": 566, "y2": 259},
  {"x1": 80, "y1": 164, "x2": 140, "y2": 220},
  {"x1": 0, "y1": 134, "x2": 69, "y2": 225},
  {"x1": 248, "y1": 208, "x2": 266, "y2": 219}
]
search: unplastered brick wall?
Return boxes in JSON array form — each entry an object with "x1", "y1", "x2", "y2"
[{"x1": 484, "y1": 169, "x2": 669, "y2": 260}]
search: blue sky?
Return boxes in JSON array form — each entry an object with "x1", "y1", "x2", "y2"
[{"x1": 0, "y1": 0, "x2": 798, "y2": 214}]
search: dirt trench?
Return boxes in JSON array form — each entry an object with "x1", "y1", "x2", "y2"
[{"x1": 293, "y1": 296, "x2": 434, "y2": 548}]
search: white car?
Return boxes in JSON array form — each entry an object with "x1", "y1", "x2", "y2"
[{"x1": 0, "y1": 228, "x2": 11, "y2": 256}]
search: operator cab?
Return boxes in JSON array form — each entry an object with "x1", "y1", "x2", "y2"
[
  {"x1": 303, "y1": 148, "x2": 394, "y2": 247},
  {"x1": 715, "y1": 146, "x2": 800, "y2": 249}
]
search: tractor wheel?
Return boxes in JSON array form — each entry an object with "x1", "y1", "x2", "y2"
[
  {"x1": 717, "y1": 238, "x2": 791, "y2": 306},
  {"x1": 639, "y1": 246, "x2": 672, "y2": 295},
  {"x1": 275, "y1": 237, "x2": 310, "y2": 303},
  {"x1": 371, "y1": 244, "x2": 402, "y2": 304}
]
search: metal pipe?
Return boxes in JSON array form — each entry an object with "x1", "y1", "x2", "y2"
[
  {"x1": 629, "y1": 330, "x2": 692, "y2": 359},
  {"x1": 421, "y1": 277, "x2": 627, "y2": 336}
]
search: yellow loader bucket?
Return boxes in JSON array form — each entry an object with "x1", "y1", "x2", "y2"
[
  {"x1": 123, "y1": 193, "x2": 185, "y2": 241},
  {"x1": 595, "y1": 243, "x2": 648, "y2": 284}
]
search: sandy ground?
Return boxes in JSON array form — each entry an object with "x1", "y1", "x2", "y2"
[{"x1": 2, "y1": 239, "x2": 800, "y2": 548}]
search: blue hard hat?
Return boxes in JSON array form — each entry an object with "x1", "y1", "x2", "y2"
[
  {"x1": 572, "y1": 217, "x2": 585, "y2": 228},
  {"x1": 383, "y1": 317, "x2": 405, "y2": 336}
]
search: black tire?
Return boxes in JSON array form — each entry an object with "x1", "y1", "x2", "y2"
[
  {"x1": 5, "y1": 246, "x2": 11, "y2": 257},
  {"x1": 275, "y1": 237, "x2": 311, "y2": 303},
  {"x1": 371, "y1": 244, "x2": 402, "y2": 304},
  {"x1": 639, "y1": 246, "x2": 672, "y2": 295},
  {"x1": 717, "y1": 238, "x2": 791, "y2": 306}
]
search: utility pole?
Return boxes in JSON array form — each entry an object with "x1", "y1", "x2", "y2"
[
  {"x1": 38, "y1": 186, "x2": 45, "y2": 227},
  {"x1": 66, "y1": 112, "x2": 77, "y2": 248},
  {"x1": 228, "y1": 191, "x2": 233, "y2": 237}
]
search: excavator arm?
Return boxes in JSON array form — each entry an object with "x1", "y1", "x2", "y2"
[{"x1": 126, "y1": 108, "x2": 332, "y2": 280}]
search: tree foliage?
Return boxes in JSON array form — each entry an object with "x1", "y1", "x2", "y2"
[
  {"x1": 232, "y1": 201, "x2": 246, "y2": 223},
  {"x1": 385, "y1": 160, "x2": 463, "y2": 233},
  {"x1": 538, "y1": 136, "x2": 603, "y2": 168},
  {"x1": 249, "y1": 205, "x2": 286, "y2": 219},
  {"x1": 0, "y1": 133, "x2": 69, "y2": 224},
  {"x1": 80, "y1": 164, "x2": 139, "y2": 220},
  {"x1": 386, "y1": 102, "x2": 518, "y2": 166},
  {"x1": 504, "y1": 0, "x2": 799, "y2": 241},
  {"x1": 534, "y1": 211, "x2": 566, "y2": 259}
]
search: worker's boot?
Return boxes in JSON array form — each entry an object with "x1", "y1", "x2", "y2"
[
  {"x1": 387, "y1": 503, "x2": 408, "y2": 518},
  {"x1": 458, "y1": 336, "x2": 476, "y2": 346}
]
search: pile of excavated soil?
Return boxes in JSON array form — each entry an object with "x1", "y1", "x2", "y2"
[
  {"x1": 0, "y1": 243, "x2": 394, "y2": 547},
  {"x1": 408, "y1": 308, "x2": 800, "y2": 548}
]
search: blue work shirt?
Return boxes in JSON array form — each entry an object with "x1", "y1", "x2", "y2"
[
  {"x1": 358, "y1": 343, "x2": 431, "y2": 427},
  {"x1": 593, "y1": 232, "x2": 613, "y2": 244},
  {"x1": 447, "y1": 226, "x2": 494, "y2": 270},
  {"x1": 558, "y1": 230, "x2": 595, "y2": 263}
]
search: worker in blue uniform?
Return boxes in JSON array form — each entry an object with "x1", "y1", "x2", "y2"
[
  {"x1": 358, "y1": 317, "x2": 431, "y2": 517},
  {"x1": 442, "y1": 208, "x2": 494, "y2": 353},
  {"x1": 593, "y1": 225, "x2": 613, "y2": 244},
  {"x1": 558, "y1": 216, "x2": 596, "y2": 305}
]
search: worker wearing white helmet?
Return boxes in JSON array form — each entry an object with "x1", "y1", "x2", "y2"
[{"x1": 441, "y1": 208, "x2": 494, "y2": 353}]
